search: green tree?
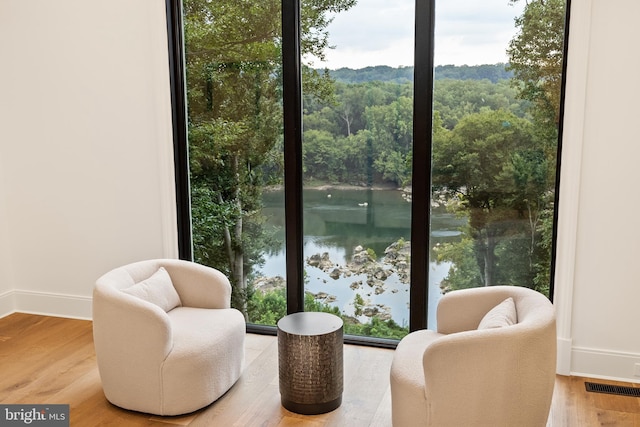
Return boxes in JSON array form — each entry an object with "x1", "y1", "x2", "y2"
[
  {"x1": 365, "y1": 96, "x2": 413, "y2": 186},
  {"x1": 507, "y1": 0, "x2": 567, "y2": 291},
  {"x1": 341, "y1": 131, "x2": 372, "y2": 184},
  {"x1": 433, "y1": 110, "x2": 536, "y2": 287},
  {"x1": 303, "y1": 105, "x2": 342, "y2": 135},
  {"x1": 507, "y1": 0, "x2": 566, "y2": 126},
  {"x1": 184, "y1": 0, "x2": 356, "y2": 319},
  {"x1": 433, "y1": 79, "x2": 530, "y2": 129},
  {"x1": 303, "y1": 129, "x2": 343, "y2": 182},
  {"x1": 435, "y1": 236, "x2": 483, "y2": 292}
]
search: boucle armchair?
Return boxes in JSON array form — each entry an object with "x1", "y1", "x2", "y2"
[
  {"x1": 93, "y1": 259, "x2": 245, "y2": 416},
  {"x1": 390, "y1": 285, "x2": 556, "y2": 427}
]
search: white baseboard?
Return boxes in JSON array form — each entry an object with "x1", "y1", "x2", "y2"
[
  {"x1": 0, "y1": 290, "x2": 15, "y2": 318},
  {"x1": 4, "y1": 290, "x2": 92, "y2": 320},
  {"x1": 571, "y1": 346, "x2": 640, "y2": 384}
]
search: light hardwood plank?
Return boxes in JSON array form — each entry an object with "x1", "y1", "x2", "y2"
[{"x1": 2, "y1": 313, "x2": 640, "y2": 426}]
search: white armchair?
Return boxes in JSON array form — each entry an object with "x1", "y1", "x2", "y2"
[
  {"x1": 92, "y1": 259, "x2": 245, "y2": 416},
  {"x1": 390, "y1": 285, "x2": 556, "y2": 427}
]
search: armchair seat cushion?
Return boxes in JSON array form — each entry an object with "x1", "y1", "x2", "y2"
[{"x1": 162, "y1": 307, "x2": 245, "y2": 415}]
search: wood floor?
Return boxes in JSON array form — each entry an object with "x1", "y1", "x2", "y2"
[{"x1": 1, "y1": 313, "x2": 639, "y2": 426}]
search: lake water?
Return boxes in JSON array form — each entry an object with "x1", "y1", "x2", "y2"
[{"x1": 258, "y1": 188, "x2": 466, "y2": 328}]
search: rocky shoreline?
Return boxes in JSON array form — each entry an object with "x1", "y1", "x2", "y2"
[{"x1": 253, "y1": 240, "x2": 411, "y2": 322}]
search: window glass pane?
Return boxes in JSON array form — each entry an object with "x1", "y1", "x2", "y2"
[
  {"x1": 183, "y1": 0, "x2": 285, "y2": 324},
  {"x1": 431, "y1": 0, "x2": 567, "y2": 303},
  {"x1": 300, "y1": 0, "x2": 415, "y2": 339}
]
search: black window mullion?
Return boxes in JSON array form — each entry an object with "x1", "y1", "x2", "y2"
[
  {"x1": 166, "y1": 0, "x2": 193, "y2": 261},
  {"x1": 282, "y1": 0, "x2": 305, "y2": 315},
  {"x1": 410, "y1": 0, "x2": 436, "y2": 332},
  {"x1": 548, "y1": 0, "x2": 573, "y2": 303}
]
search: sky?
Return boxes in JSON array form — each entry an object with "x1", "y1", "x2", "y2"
[{"x1": 307, "y1": 0, "x2": 526, "y2": 70}]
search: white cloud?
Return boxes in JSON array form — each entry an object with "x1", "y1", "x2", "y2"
[
  {"x1": 435, "y1": 0, "x2": 525, "y2": 65},
  {"x1": 311, "y1": 0, "x2": 525, "y2": 69}
]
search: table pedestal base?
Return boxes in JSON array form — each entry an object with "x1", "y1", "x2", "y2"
[
  {"x1": 281, "y1": 396, "x2": 342, "y2": 415},
  {"x1": 277, "y1": 312, "x2": 344, "y2": 415}
]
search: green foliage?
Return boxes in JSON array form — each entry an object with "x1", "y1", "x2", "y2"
[
  {"x1": 344, "y1": 317, "x2": 408, "y2": 340},
  {"x1": 433, "y1": 109, "x2": 544, "y2": 288},
  {"x1": 532, "y1": 205, "x2": 555, "y2": 296},
  {"x1": 328, "y1": 65, "x2": 414, "y2": 84},
  {"x1": 435, "y1": 237, "x2": 483, "y2": 292},
  {"x1": 508, "y1": 0, "x2": 566, "y2": 125},
  {"x1": 303, "y1": 130, "x2": 345, "y2": 182},
  {"x1": 303, "y1": 81, "x2": 411, "y2": 187},
  {"x1": 433, "y1": 109, "x2": 535, "y2": 197},
  {"x1": 247, "y1": 288, "x2": 287, "y2": 325},
  {"x1": 301, "y1": 76, "x2": 527, "y2": 187},
  {"x1": 248, "y1": 288, "x2": 408, "y2": 339},
  {"x1": 435, "y1": 64, "x2": 513, "y2": 83},
  {"x1": 353, "y1": 293, "x2": 365, "y2": 317},
  {"x1": 434, "y1": 79, "x2": 530, "y2": 129}
]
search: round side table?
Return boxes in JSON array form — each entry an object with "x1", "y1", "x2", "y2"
[{"x1": 277, "y1": 311, "x2": 344, "y2": 415}]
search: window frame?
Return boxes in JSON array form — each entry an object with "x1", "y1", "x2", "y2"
[{"x1": 165, "y1": 0, "x2": 569, "y2": 348}]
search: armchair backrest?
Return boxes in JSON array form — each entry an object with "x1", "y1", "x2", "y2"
[{"x1": 95, "y1": 259, "x2": 232, "y2": 309}]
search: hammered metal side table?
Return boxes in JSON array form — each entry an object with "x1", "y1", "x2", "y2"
[{"x1": 277, "y1": 311, "x2": 344, "y2": 415}]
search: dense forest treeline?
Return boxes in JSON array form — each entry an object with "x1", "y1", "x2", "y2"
[
  {"x1": 324, "y1": 63, "x2": 513, "y2": 84},
  {"x1": 298, "y1": 67, "x2": 531, "y2": 187}
]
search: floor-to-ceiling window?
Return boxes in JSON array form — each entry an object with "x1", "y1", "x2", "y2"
[
  {"x1": 431, "y1": 0, "x2": 568, "y2": 303},
  {"x1": 169, "y1": 0, "x2": 569, "y2": 344}
]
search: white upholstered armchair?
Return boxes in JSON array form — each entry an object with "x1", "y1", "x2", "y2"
[
  {"x1": 390, "y1": 285, "x2": 556, "y2": 427},
  {"x1": 92, "y1": 259, "x2": 245, "y2": 416}
]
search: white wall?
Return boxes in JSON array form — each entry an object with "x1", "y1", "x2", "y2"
[
  {"x1": 556, "y1": 0, "x2": 640, "y2": 382},
  {"x1": 0, "y1": 0, "x2": 178, "y2": 319},
  {"x1": 0, "y1": 154, "x2": 15, "y2": 314}
]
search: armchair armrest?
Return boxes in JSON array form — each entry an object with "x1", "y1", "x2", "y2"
[
  {"x1": 422, "y1": 326, "x2": 548, "y2": 426},
  {"x1": 93, "y1": 285, "x2": 173, "y2": 373},
  {"x1": 161, "y1": 259, "x2": 232, "y2": 309}
]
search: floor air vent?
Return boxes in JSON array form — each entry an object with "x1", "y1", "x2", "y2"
[{"x1": 585, "y1": 382, "x2": 640, "y2": 397}]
